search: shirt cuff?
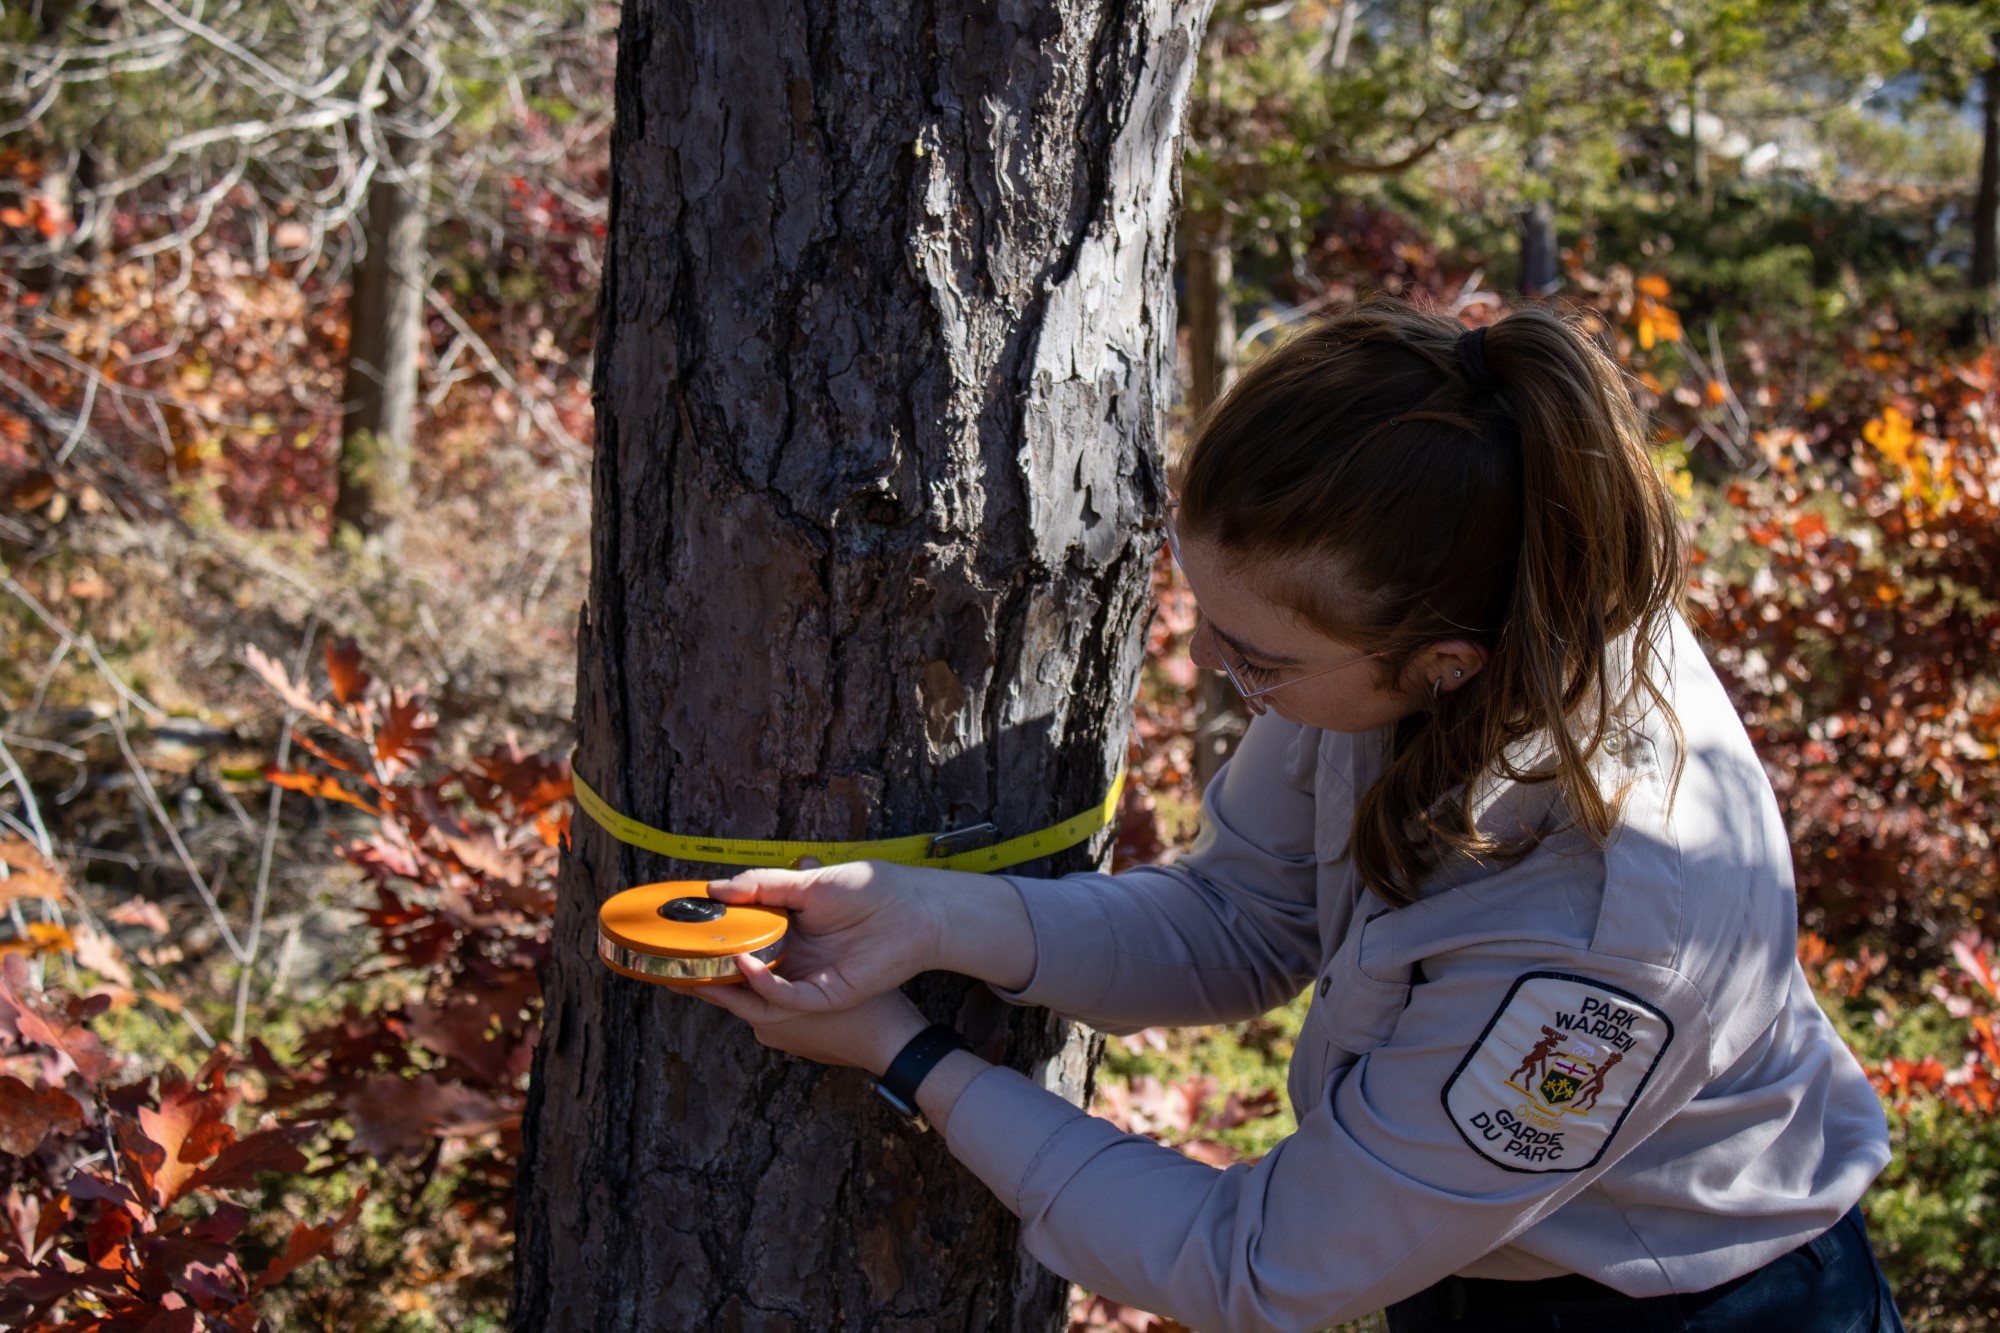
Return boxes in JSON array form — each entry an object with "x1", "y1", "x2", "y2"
[
  {"x1": 984, "y1": 872, "x2": 1118, "y2": 1016},
  {"x1": 943, "y1": 1064, "x2": 1110, "y2": 1215}
]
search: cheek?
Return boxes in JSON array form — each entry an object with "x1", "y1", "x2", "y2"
[{"x1": 1271, "y1": 680, "x2": 1415, "y2": 734}]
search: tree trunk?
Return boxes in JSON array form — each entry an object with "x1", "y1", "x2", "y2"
[
  {"x1": 514, "y1": 3, "x2": 1210, "y2": 1330},
  {"x1": 1517, "y1": 137, "x2": 1558, "y2": 300},
  {"x1": 1969, "y1": 40, "x2": 2000, "y2": 345},
  {"x1": 335, "y1": 48, "x2": 432, "y2": 547},
  {"x1": 1180, "y1": 216, "x2": 1245, "y2": 788},
  {"x1": 21, "y1": 0, "x2": 112, "y2": 296}
]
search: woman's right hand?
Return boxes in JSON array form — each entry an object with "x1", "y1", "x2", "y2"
[{"x1": 707, "y1": 860, "x2": 1032, "y2": 1013}]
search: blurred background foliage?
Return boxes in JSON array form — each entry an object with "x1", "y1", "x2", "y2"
[{"x1": 2, "y1": 1, "x2": 1999, "y2": 1329}]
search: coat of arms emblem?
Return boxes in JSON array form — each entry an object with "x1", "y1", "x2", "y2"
[{"x1": 1506, "y1": 1025, "x2": 1624, "y2": 1116}]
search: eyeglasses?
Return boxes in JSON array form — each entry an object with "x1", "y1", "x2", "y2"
[{"x1": 1163, "y1": 500, "x2": 1384, "y2": 715}]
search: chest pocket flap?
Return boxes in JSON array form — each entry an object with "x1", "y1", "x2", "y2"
[{"x1": 1292, "y1": 906, "x2": 1414, "y2": 1103}]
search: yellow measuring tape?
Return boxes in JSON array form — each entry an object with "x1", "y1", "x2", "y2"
[{"x1": 569, "y1": 755, "x2": 1127, "y2": 874}]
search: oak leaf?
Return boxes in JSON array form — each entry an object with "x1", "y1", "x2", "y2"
[
  {"x1": 0, "y1": 1074, "x2": 84, "y2": 1154},
  {"x1": 183, "y1": 1124, "x2": 311, "y2": 1194},
  {"x1": 126, "y1": 1057, "x2": 240, "y2": 1208},
  {"x1": 243, "y1": 645, "x2": 335, "y2": 726},
  {"x1": 252, "y1": 1190, "x2": 364, "y2": 1291},
  {"x1": 374, "y1": 690, "x2": 437, "y2": 773},
  {"x1": 341, "y1": 1073, "x2": 510, "y2": 1158},
  {"x1": 0, "y1": 838, "x2": 65, "y2": 906},
  {"x1": 324, "y1": 637, "x2": 372, "y2": 705}
]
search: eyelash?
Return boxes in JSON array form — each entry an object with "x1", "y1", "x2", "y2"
[{"x1": 1232, "y1": 658, "x2": 1283, "y2": 687}]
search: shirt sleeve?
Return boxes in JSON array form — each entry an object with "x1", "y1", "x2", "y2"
[
  {"x1": 947, "y1": 939, "x2": 1714, "y2": 1333},
  {"x1": 989, "y1": 710, "x2": 1328, "y2": 1033}
]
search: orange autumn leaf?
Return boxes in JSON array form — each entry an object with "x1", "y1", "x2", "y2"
[
  {"x1": 1863, "y1": 406, "x2": 1917, "y2": 469},
  {"x1": 263, "y1": 766, "x2": 380, "y2": 814},
  {"x1": 1636, "y1": 273, "x2": 1671, "y2": 299},
  {"x1": 0, "y1": 922, "x2": 74, "y2": 959},
  {"x1": 0, "y1": 837, "x2": 66, "y2": 907},
  {"x1": 124, "y1": 1056, "x2": 240, "y2": 1208}
]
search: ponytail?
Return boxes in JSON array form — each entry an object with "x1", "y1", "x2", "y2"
[{"x1": 1178, "y1": 299, "x2": 1685, "y2": 904}]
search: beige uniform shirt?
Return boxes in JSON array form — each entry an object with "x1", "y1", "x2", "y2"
[{"x1": 943, "y1": 615, "x2": 1890, "y2": 1333}]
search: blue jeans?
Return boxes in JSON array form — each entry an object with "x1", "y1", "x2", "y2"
[{"x1": 1385, "y1": 1207, "x2": 1906, "y2": 1333}]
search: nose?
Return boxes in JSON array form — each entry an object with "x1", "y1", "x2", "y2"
[{"x1": 1187, "y1": 618, "x2": 1223, "y2": 672}]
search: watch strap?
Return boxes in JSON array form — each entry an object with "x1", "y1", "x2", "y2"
[{"x1": 875, "y1": 1023, "x2": 971, "y2": 1113}]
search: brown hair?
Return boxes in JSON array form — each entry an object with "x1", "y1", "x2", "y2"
[{"x1": 1176, "y1": 298, "x2": 1685, "y2": 905}]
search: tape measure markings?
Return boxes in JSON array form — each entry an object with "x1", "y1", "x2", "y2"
[{"x1": 568, "y1": 754, "x2": 1126, "y2": 873}]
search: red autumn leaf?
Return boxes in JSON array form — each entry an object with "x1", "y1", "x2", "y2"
[
  {"x1": 190, "y1": 1201, "x2": 249, "y2": 1245},
  {"x1": 184, "y1": 1124, "x2": 311, "y2": 1194},
  {"x1": 0, "y1": 956, "x2": 115, "y2": 1085},
  {"x1": 0, "y1": 1074, "x2": 84, "y2": 1155},
  {"x1": 341, "y1": 1073, "x2": 510, "y2": 1159},
  {"x1": 374, "y1": 690, "x2": 437, "y2": 772},
  {"x1": 324, "y1": 637, "x2": 372, "y2": 705},
  {"x1": 67, "y1": 1169, "x2": 143, "y2": 1214},
  {"x1": 253, "y1": 1190, "x2": 364, "y2": 1291},
  {"x1": 406, "y1": 995, "x2": 521, "y2": 1085},
  {"x1": 466, "y1": 743, "x2": 572, "y2": 814}
]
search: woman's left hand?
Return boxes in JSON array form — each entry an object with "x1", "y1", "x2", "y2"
[{"x1": 690, "y1": 971, "x2": 929, "y2": 1075}]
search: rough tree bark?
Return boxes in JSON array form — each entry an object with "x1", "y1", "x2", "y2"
[
  {"x1": 335, "y1": 11, "x2": 433, "y2": 545},
  {"x1": 515, "y1": 3, "x2": 1210, "y2": 1330}
]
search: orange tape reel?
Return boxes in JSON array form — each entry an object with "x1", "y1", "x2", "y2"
[{"x1": 596, "y1": 880, "x2": 788, "y2": 987}]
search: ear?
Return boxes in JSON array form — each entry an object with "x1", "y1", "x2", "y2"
[{"x1": 1410, "y1": 640, "x2": 1489, "y2": 697}]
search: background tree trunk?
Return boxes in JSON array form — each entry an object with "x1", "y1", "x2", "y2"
[
  {"x1": 514, "y1": 3, "x2": 1210, "y2": 1330},
  {"x1": 1968, "y1": 37, "x2": 2000, "y2": 345},
  {"x1": 335, "y1": 18, "x2": 433, "y2": 547},
  {"x1": 1181, "y1": 215, "x2": 1246, "y2": 788},
  {"x1": 1516, "y1": 137, "x2": 1558, "y2": 300}
]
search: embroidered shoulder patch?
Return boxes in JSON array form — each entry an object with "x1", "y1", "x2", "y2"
[{"x1": 1441, "y1": 971, "x2": 1672, "y2": 1174}]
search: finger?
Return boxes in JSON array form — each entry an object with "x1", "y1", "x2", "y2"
[
  {"x1": 706, "y1": 867, "x2": 818, "y2": 906},
  {"x1": 792, "y1": 855, "x2": 822, "y2": 870},
  {"x1": 684, "y1": 979, "x2": 789, "y2": 1024},
  {"x1": 736, "y1": 950, "x2": 835, "y2": 1013}
]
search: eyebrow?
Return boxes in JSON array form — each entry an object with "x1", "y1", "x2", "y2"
[{"x1": 1209, "y1": 619, "x2": 1302, "y2": 667}]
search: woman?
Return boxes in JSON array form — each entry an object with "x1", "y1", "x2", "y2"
[{"x1": 693, "y1": 301, "x2": 1903, "y2": 1333}]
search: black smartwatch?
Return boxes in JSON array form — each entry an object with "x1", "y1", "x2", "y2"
[{"x1": 872, "y1": 1023, "x2": 971, "y2": 1126}]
